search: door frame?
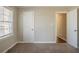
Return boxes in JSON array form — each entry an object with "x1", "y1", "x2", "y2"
[{"x1": 55, "y1": 11, "x2": 68, "y2": 43}]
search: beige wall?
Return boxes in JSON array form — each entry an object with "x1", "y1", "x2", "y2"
[
  {"x1": 0, "y1": 7, "x2": 18, "y2": 52},
  {"x1": 56, "y1": 13, "x2": 66, "y2": 40}
]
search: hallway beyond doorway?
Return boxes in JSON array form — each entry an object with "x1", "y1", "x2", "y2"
[{"x1": 56, "y1": 13, "x2": 67, "y2": 43}]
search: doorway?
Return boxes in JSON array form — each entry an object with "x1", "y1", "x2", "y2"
[{"x1": 56, "y1": 13, "x2": 67, "y2": 43}]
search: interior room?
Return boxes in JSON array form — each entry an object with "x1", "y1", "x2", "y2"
[{"x1": 0, "y1": 6, "x2": 79, "y2": 53}]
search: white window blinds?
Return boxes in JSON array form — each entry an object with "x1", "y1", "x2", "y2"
[{"x1": 0, "y1": 7, "x2": 13, "y2": 37}]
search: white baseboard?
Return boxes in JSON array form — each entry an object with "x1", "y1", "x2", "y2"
[
  {"x1": 2, "y1": 41, "x2": 56, "y2": 53},
  {"x1": 2, "y1": 42, "x2": 18, "y2": 53},
  {"x1": 67, "y1": 41, "x2": 77, "y2": 48},
  {"x1": 18, "y1": 41, "x2": 56, "y2": 43}
]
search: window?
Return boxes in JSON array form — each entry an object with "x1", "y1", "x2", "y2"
[{"x1": 0, "y1": 7, "x2": 13, "y2": 37}]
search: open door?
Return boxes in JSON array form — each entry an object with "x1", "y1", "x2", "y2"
[{"x1": 67, "y1": 9, "x2": 77, "y2": 48}]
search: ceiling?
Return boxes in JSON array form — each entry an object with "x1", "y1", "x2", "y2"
[{"x1": 15, "y1": 6, "x2": 79, "y2": 12}]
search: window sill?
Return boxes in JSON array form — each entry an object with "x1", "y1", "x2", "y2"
[{"x1": 0, "y1": 33, "x2": 14, "y2": 40}]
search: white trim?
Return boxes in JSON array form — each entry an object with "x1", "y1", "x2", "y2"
[
  {"x1": 0, "y1": 33, "x2": 13, "y2": 40},
  {"x1": 18, "y1": 41, "x2": 56, "y2": 43},
  {"x1": 2, "y1": 42, "x2": 17, "y2": 53},
  {"x1": 56, "y1": 11, "x2": 68, "y2": 13},
  {"x1": 67, "y1": 42, "x2": 79, "y2": 48}
]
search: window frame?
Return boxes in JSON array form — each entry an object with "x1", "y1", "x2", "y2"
[{"x1": 0, "y1": 7, "x2": 13, "y2": 38}]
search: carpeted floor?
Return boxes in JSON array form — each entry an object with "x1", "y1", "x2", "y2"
[{"x1": 7, "y1": 43, "x2": 79, "y2": 53}]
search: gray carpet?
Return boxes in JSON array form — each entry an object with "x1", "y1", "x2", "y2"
[{"x1": 7, "y1": 43, "x2": 79, "y2": 53}]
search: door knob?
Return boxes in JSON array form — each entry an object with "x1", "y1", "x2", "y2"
[
  {"x1": 32, "y1": 28, "x2": 34, "y2": 31},
  {"x1": 74, "y1": 30, "x2": 77, "y2": 32}
]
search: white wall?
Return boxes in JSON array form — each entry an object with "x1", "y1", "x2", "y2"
[
  {"x1": 56, "y1": 13, "x2": 66, "y2": 41},
  {"x1": 0, "y1": 7, "x2": 18, "y2": 52}
]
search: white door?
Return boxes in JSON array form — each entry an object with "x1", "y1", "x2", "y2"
[
  {"x1": 23, "y1": 11, "x2": 34, "y2": 43},
  {"x1": 34, "y1": 11, "x2": 54, "y2": 43},
  {"x1": 67, "y1": 9, "x2": 77, "y2": 48}
]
